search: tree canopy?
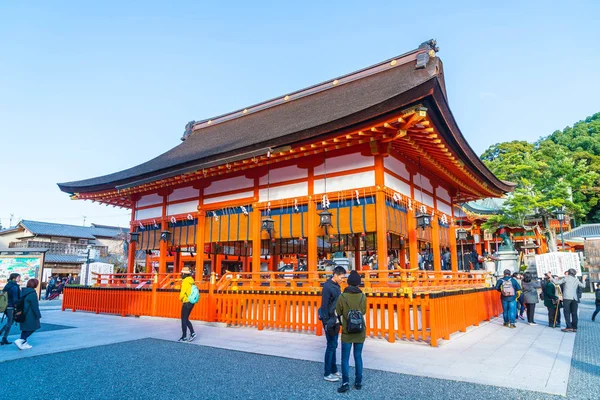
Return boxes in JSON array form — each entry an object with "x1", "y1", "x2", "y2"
[{"x1": 480, "y1": 112, "x2": 600, "y2": 229}]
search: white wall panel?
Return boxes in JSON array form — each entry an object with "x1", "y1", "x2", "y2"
[
  {"x1": 314, "y1": 171, "x2": 375, "y2": 194},
  {"x1": 414, "y1": 189, "x2": 434, "y2": 208},
  {"x1": 205, "y1": 176, "x2": 253, "y2": 195},
  {"x1": 135, "y1": 206, "x2": 162, "y2": 220},
  {"x1": 437, "y1": 201, "x2": 452, "y2": 216},
  {"x1": 137, "y1": 193, "x2": 163, "y2": 208},
  {"x1": 168, "y1": 187, "x2": 199, "y2": 202},
  {"x1": 314, "y1": 153, "x2": 374, "y2": 175},
  {"x1": 384, "y1": 173, "x2": 411, "y2": 197},
  {"x1": 259, "y1": 165, "x2": 307, "y2": 185},
  {"x1": 414, "y1": 173, "x2": 433, "y2": 193},
  {"x1": 203, "y1": 190, "x2": 254, "y2": 205},
  {"x1": 436, "y1": 186, "x2": 451, "y2": 203},
  {"x1": 259, "y1": 182, "x2": 308, "y2": 202},
  {"x1": 384, "y1": 156, "x2": 410, "y2": 180},
  {"x1": 167, "y1": 200, "x2": 198, "y2": 216}
]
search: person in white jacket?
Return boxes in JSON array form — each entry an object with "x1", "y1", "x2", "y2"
[{"x1": 552, "y1": 269, "x2": 586, "y2": 332}]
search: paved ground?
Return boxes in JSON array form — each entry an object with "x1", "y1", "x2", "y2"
[{"x1": 1, "y1": 296, "x2": 598, "y2": 399}]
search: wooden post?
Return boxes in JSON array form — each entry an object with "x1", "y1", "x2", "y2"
[
  {"x1": 449, "y1": 224, "x2": 458, "y2": 272},
  {"x1": 127, "y1": 237, "x2": 136, "y2": 274},
  {"x1": 431, "y1": 217, "x2": 441, "y2": 271},
  {"x1": 251, "y1": 207, "x2": 262, "y2": 273},
  {"x1": 159, "y1": 220, "x2": 167, "y2": 274},
  {"x1": 407, "y1": 207, "x2": 419, "y2": 270},
  {"x1": 307, "y1": 198, "x2": 317, "y2": 273},
  {"x1": 375, "y1": 188, "x2": 388, "y2": 276},
  {"x1": 195, "y1": 210, "x2": 206, "y2": 281}
]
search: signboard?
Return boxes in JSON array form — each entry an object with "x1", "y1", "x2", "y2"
[
  {"x1": 585, "y1": 239, "x2": 600, "y2": 283},
  {"x1": 80, "y1": 262, "x2": 114, "y2": 286},
  {"x1": 535, "y1": 252, "x2": 582, "y2": 277},
  {"x1": 0, "y1": 255, "x2": 42, "y2": 287}
]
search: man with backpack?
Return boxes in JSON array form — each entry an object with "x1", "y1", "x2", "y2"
[
  {"x1": 495, "y1": 269, "x2": 521, "y2": 328},
  {"x1": 0, "y1": 273, "x2": 21, "y2": 345},
  {"x1": 178, "y1": 267, "x2": 198, "y2": 342},
  {"x1": 335, "y1": 270, "x2": 366, "y2": 393},
  {"x1": 319, "y1": 266, "x2": 346, "y2": 382}
]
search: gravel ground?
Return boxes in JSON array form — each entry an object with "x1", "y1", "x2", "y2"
[{"x1": 1, "y1": 299, "x2": 598, "y2": 400}]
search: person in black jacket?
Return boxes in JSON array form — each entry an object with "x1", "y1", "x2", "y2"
[
  {"x1": 0, "y1": 273, "x2": 21, "y2": 345},
  {"x1": 593, "y1": 283, "x2": 600, "y2": 322},
  {"x1": 14, "y1": 278, "x2": 41, "y2": 350},
  {"x1": 319, "y1": 266, "x2": 346, "y2": 382}
]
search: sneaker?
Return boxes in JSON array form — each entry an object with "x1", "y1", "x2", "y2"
[
  {"x1": 509, "y1": 324, "x2": 516, "y2": 329},
  {"x1": 324, "y1": 374, "x2": 340, "y2": 382},
  {"x1": 333, "y1": 372, "x2": 342, "y2": 378},
  {"x1": 503, "y1": 323, "x2": 509, "y2": 327},
  {"x1": 177, "y1": 336, "x2": 188, "y2": 342},
  {"x1": 518, "y1": 315, "x2": 525, "y2": 320},
  {"x1": 354, "y1": 383, "x2": 362, "y2": 390},
  {"x1": 561, "y1": 328, "x2": 573, "y2": 332},
  {"x1": 528, "y1": 322, "x2": 538, "y2": 326},
  {"x1": 188, "y1": 332, "x2": 197, "y2": 342},
  {"x1": 337, "y1": 383, "x2": 350, "y2": 393},
  {"x1": 14, "y1": 339, "x2": 25, "y2": 350},
  {"x1": 572, "y1": 329, "x2": 577, "y2": 333},
  {"x1": 21, "y1": 341, "x2": 32, "y2": 350}
]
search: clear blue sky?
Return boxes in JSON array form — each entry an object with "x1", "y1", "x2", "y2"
[{"x1": 1, "y1": 1, "x2": 599, "y2": 228}]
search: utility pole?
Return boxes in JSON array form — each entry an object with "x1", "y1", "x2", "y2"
[
  {"x1": 9, "y1": 213, "x2": 14, "y2": 228},
  {"x1": 83, "y1": 216, "x2": 87, "y2": 226}
]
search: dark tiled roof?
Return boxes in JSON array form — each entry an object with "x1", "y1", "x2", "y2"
[
  {"x1": 463, "y1": 198, "x2": 506, "y2": 215},
  {"x1": 45, "y1": 253, "x2": 112, "y2": 264},
  {"x1": 18, "y1": 220, "x2": 127, "y2": 240},
  {"x1": 57, "y1": 41, "x2": 514, "y2": 197},
  {"x1": 563, "y1": 224, "x2": 600, "y2": 240}
]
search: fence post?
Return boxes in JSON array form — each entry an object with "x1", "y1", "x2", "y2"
[
  {"x1": 207, "y1": 272, "x2": 217, "y2": 322},
  {"x1": 151, "y1": 273, "x2": 158, "y2": 317}
]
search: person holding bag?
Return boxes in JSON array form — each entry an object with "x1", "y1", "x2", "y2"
[
  {"x1": 335, "y1": 270, "x2": 367, "y2": 393},
  {"x1": 319, "y1": 266, "x2": 346, "y2": 382},
  {"x1": 14, "y1": 279, "x2": 41, "y2": 350},
  {"x1": 521, "y1": 272, "x2": 541, "y2": 325},
  {"x1": 542, "y1": 273, "x2": 562, "y2": 327}
]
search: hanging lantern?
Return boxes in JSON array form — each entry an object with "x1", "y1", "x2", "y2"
[
  {"x1": 457, "y1": 228, "x2": 468, "y2": 242},
  {"x1": 415, "y1": 212, "x2": 431, "y2": 230},
  {"x1": 160, "y1": 230, "x2": 172, "y2": 243},
  {"x1": 128, "y1": 232, "x2": 140, "y2": 244},
  {"x1": 261, "y1": 217, "x2": 275, "y2": 238},
  {"x1": 319, "y1": 209, "x2": 333, "y2": 233}
]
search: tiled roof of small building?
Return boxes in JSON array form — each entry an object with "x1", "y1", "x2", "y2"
[
  {"x1": 18, "y1": 220, "x2": 127, "y2": 240},
  {"x1": 563, "y1": 224, "x2": 600, "y2": 240}
]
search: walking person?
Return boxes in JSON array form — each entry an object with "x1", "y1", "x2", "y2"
[
  {"x1": 319, "y1": 266, "x2": 346, "y2": 382},
  {"x1": 521, "y1": 272, "x2": 541, "y2": 325},
  {"x1": 0, "y1": 273, "x2": 21, "y2": 345},
  {"x1": 552, "y1": 269, "x2": 586, "y2": 332},
  {"x1": 543, "y1": 273, "x2": 562, "y2": 327},
  {"x1": 336, "y1": 270, "x2": 367, "y2": 393},
  {"x1": 495, "y1": 269, "x2": 521, "y2": 328},
  {"x1": 178, "y1": 267, "x2": 197, "y2": 342},
  {"x1": 14, "y1": 279, "x2": 41, "y2": 350},
  {"x1": 512, "y1": 273, "x2": 525, "y2": 321},
  {"x1": 592, "y1": 283, "x2": 600, "y2": 322}
]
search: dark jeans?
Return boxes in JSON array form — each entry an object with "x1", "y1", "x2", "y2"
[
  {"x1": 502, "y1": 300, "x2": 517, "y2": 324},
  {"x1": 518, "y1": 297, "x2": 525, "y2": 317},
  {"x1": 21, "y1": 330, "x2": 34, "y2": 341},
  {"x1": 547, "y1": 305, "x2": 561, "y2": 326},
  {"x1": 324, "y1": 331, "x2": 338, "y2": 376},
  {"x1": 0, "y1": 308, "x2": 15, "y2": 340},
  {"x1": 563, "y1": 300, "x2": 578, "y2": 329},
  {"x1": 341, "y1": 342, "x2": 363, "y2": 385},
  {"x1": 181, "y1": 302, "x2": 195, "y2": 337},
  {"x1": 526, "y1": 303, "x2": 536, "y2": 323},
  {"x1": 593, "y1": 304, "x2": 600, "y2": 321}
]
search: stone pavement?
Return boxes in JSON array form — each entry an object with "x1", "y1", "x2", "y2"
[{"x1": 1, "y1": 296, "x2": 597, "y2": 398}]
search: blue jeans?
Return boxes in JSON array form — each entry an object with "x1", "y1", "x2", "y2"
[
  {"x1": 341, "y1": 342, "x2": 363, "y2": 385},
  {"x1": 502, "y1": 300, "x2": 517, "y2": 324},
  {"x1": 324, "y1": 331, "x2": 338, "y2": 376}
]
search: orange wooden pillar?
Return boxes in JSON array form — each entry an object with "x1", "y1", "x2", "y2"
[
  {"x1": 145, "y1": 252, "x2": 152, "y2": 273},
  {"x1": 251, "y1": 207, "x2": 262, "y2": 274},
  {"x1": 307, "y1": 198, "x2": 317, "y2": 273},
  {"x1": 449, "y1": 225, "x2": 459, "y2": 272},
  {"x1": 407, "y1": 207, "x2": 419, "y2": 270},
  {"x1": 375, "y1": 188, "x2": 388, "y2": 275},
  {"x1": 158, "y1": 220, "x2": 167, "y2": 274},
  {"x1": 431, "y1": 217, "x2": 441, "y2": 271},
  {"x1": 195, "y1": 210, "x2": 206, "y2": 281},
  {"x1": 127, "y1": 236, "x2": 136, "y2": 274}
]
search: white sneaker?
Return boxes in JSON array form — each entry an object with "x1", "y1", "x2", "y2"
[
  {"x1": 21, "y1": 341, "x2": 32, "y2": 349},
  {"x1": 529, "y1": 322, "x2": 538, "y2": 326},
  {"x1": 14, "y1": 339, "x2": 25, "y2": 350},
  {"x1": 324, "y1": 374, "x2": 340, "y2": 382},
  {"x1": 333, "y1": 372, "x2": 342, "y2": 378}
]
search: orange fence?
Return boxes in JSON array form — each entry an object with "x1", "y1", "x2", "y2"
[{"x1": 63, "y1": 280, "x2": 501, "y2": 347}]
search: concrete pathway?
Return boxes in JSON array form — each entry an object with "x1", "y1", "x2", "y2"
[{"x1": 1, "y1": 299, "x2": 577, "y2": 395}]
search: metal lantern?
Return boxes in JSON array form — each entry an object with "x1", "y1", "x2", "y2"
[
  {"x1": 261, "y1": 217, "x2": 275, "y2": 237},
  {"x1": 319, "y1": 209, "x2": 333, "y2": 233},
  {"x1": 456, "y1": 228, "x2": 468, "y2": 242},
  {"x1": 555, "y1": 207, "x2": 565, "y2": 222},
  {"x1": 415, "y1": 212, "x2": 431, "y2": 230},
  {"x1": 129, "y1": 232, "x2": 140, "y2": 244},
  {"x1": 160, "y1": 230, "x2": 172, "y2": 242}
]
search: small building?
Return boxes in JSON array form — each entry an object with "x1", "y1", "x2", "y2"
[{"x1": 0, "y1": 220, "x2": 127, "y2": 277}]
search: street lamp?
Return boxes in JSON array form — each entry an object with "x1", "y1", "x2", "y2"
[{"x1": 556, "y1": 206, "x2": 566, "y2": 252}]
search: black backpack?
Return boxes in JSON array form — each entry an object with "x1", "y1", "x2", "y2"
[
  {"x1": 340, "y1": 294, "x2": 365, "y2": 334},
  {"x1": 13, "y1": 292, "x2": 33, "y2": 323}
]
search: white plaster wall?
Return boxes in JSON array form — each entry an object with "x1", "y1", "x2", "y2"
[
  {"x1": 203, "y1": 190, "x2": 254, "y2": 205},
  {"x1": 260, "y1": 165, "x2": 307, "y2": 185},
  {"x1": 168, "y1": 187, "x2": 199, "y2": 202},
  {"x1": 437, "y1": 201, "x2": 452, "y2": 216},
  {"x1": 384, "y1": 156, "x2": 410, "y2": 180},
  {"x1": 414, "y1": 189, "x2": 434, "y2": 208},
  {"x1": 136, "y1": 206, "x2": 162, "y2": 220},
  {"x1": 137, "y1": 193, "x2": 163, "y2": 208},
  {"x1": 436, "y1": 186, "x2": 451, "y2": 203},
  {"x1": 384, "y1": 172, "x2": 411, "y2": 197},
  {"x1": 166, "y1": 200, "x2": 199, "y2": 216},
  {"x1": 259, "y1": 182, "x2": 308, "y2": 202},
  {"x1": 314, "y1": 171, "x2": 375, "y2": 194},
  {"x1": 204, "y1": 175, "x2": 253, "y2": 195},
  {"x1": 414, "y1": 173, "x2": 433, "y2": 193},
  {"x1": 314, "y1": 153, "x2": 373, "y2": 175}
]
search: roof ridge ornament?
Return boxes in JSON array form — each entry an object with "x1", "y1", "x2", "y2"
[
  {"x1": 181, "y1": 120, "x2": 196, "y2": 141},
  {"x1": 415, "y1": 39, "x2": 439, "y2": 69}
]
